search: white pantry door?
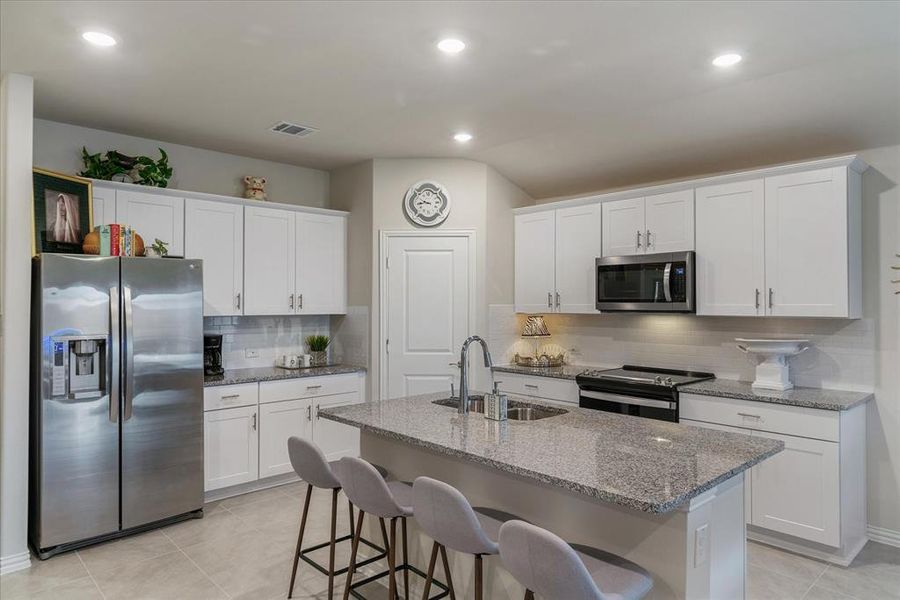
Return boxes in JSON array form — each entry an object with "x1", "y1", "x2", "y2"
[{"x1": 384, "y1": 233, "x2": 472, "y2": 400}]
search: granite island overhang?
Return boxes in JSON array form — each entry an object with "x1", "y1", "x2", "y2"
[{"x1": 321, "y1": 392, "x2": 783, "y2": 599}]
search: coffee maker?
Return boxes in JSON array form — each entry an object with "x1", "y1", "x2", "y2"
[{"x1": 203, "y1": 334, "x2": 224, "y2": 376}]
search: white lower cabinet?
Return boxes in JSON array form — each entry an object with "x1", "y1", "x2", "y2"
[
  {"x1": 681, "y1": 392, "x2": 866, "y2": 564},
  {"x1": 204, "y1": 404, "x2": 258, "y2": 491},
  {"x1": 313, "y1": 392, "x2": 362, "y2": 461},
  {"x1": 258, "y1": 398, "x2": 313, "y2": 479},
  {"x1": 495, "y1": 373, "x2": 579, "y2": 404}
]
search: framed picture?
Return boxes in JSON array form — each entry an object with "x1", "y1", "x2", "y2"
[{"x1": 32, "y1": 168, "x2": 93, "y2": 255}]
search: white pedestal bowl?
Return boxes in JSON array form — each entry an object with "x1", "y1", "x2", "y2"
[{"x1": 735, "y1": 338, "x2": 810, "y2": 391}]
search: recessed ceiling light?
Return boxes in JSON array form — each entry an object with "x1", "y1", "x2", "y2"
[
  {"x1": 712, "y1": 53, "x2": 742, "y2": 67},
  {"x1": 437, "y1": 38, "x2": 466, "y2": 54},
  {"x1": 453, "y1": 132, "x2": 473, "y2": 143},
  {"x1": 82, "y1": 31, "x2": 117, "y2": 47}
]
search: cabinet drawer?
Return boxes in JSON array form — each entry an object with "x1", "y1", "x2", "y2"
[
  {"x1": 495, "y1": 373, "x2": 579, "y2": 404},
  {"x1": 260, "y1": 374, "x2": 360, "y2": 404},
  {"x1": 680, "y1": 393, "x2": 839, "y2": 442},
  {"x1": 204, "y1": 383, "x2": 259, "y2": 411}
]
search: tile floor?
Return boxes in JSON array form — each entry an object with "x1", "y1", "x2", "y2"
[{"x1": 2, "y1": 482, "x2": 898, "y2": 599}]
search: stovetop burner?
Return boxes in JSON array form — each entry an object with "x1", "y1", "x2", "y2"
[{"x1": 577, "y1": 365, "x2": 715, "y2": 389}]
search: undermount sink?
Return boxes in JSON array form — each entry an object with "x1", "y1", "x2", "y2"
[{"x1": 432, "y1": 396, "x2": 567, "y2": 421}]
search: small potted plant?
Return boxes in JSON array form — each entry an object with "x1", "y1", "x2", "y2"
[
  {"x1": 306, "y1": 335, "x2": 330, "y2": 367},
  {"x1": 145, "y1": 238, "x2": 169, "y2": 258}
]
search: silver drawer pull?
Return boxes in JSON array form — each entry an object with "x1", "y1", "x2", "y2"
[
  {"x1": 306, "y1": 384, "x2": 322, "y2": 390},
  {"x1": 220, "y1": 394, "x2": 240, "y2": 400},
  {"x1": 524, "y1": 383, "x2": 539, "y2": 389},
  {"x1": 737, "y1": 412, "x2": 761, "y2": 419}
]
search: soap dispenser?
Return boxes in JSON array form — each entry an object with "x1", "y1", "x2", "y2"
[{"x1": 485, "y1": 381, "x2": 508, "y2": 421}]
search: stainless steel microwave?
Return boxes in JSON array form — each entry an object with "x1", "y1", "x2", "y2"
[{"x1": 595, "y1": 251, "x2": 695, "y2": 312}]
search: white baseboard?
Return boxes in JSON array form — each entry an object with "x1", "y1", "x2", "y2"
[
  {"x1": 0, "y1": 550, "x2": 32, "y2": 576},
  {"x1": 868, "y1": 524, "x2": 900, "y2": 548}
]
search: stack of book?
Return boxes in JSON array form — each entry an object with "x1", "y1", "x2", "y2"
[{"x1": 94, "y1": 224, "x2": 138, "y2": 256}]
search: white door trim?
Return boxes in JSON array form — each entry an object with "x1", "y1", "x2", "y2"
[{"x1": 378, "y1": 229, "x2": 477, "y2": 401}]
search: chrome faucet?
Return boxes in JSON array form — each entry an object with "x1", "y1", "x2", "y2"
[{"x1": 453, "y1": 336, "x2": 493, "y2": 414}]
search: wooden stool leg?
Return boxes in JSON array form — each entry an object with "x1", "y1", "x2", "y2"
[
  {"x1": 328, "y1": 488, "x2": 338, "y2": 599},
  {"x1": 343, "y1": 510, "x2": 365, "y2": 600},
  {"x1": 439, "y1": 544, "x2": 456, "y2": 600},
  {"x1": 401, "y1": 517, "x2": 410, "y2": 599},
  {"x1": 474, "y1": 555, "x2": 483, "y2": 600},
  {"x1": 421, "y1": 541, "x2": 439, "y2": 600},
  {"x1": 288, "y1": 484, "x2": 313, "y2": 599},
  {"x1": 387, "y1": 518, "x2": 398, "y2": 600}
]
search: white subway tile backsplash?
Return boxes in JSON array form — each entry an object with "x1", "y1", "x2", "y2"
[{"x1": 203, "y1": 315, "x2": 330, "y2": 369}]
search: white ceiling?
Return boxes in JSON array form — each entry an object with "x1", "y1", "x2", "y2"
[{"x1": 2, "y1": 1, "x2": 899, "y2": 198}]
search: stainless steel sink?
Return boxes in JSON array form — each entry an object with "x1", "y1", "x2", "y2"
[
  {"x1": 433, "y1": 396, "x2": 485, "y2": 413},
  {"x1": 506, "y1": 406, "x2": 564, "y2": 421}
]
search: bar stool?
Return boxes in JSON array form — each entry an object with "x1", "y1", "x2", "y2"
[
  {"x1": 286, "y1": 437, "x2": 386, "y2": 599},
  {"x1": 339, "y1": 456, "x2": 449, "y2": 600},
  {"x1": 498, "y1": 520, "x2": 653, "y2": 600},
  {"x1": 412, "y1": 476, "x2": 523, "y2": 600}
]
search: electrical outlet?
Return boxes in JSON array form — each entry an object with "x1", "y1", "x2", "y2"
[
  {"x1": 244, "y1": 348, "x2": 259, "y2": 359},
  {"x1": 694, "y1": 523, "x2": 709, "y2": 567},
  {"x1": 223, "y1": 334, "x2": 234, "y2": 343}
]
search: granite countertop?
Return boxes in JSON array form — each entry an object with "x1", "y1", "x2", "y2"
[
  {"x1": 491, "y1": 364, "x2": 592, "y2": 380},
  {"x1": 320, "y1": 392, "x2": 782, "y2": 513},
  {"x1": 204, "y1": 365, "x2": 366, "y2": 387},
  {"x1": 681, "y1": 379, "x2": 873, "y2": 411}
]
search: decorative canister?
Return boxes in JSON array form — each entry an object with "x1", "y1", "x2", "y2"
[{"x1": 310, "y1": 350, "x2": 328, "y2": 367}]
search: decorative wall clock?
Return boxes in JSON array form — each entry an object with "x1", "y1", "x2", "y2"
[{"x1": 403, "y1": 180, "x2": 451, "y2": 227}]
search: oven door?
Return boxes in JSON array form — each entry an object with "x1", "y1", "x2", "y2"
[
  {"x1": 579, "y1": 389, "x2": 678, "y2": 422},
  {"x1": 595, "y1": 251, "x2": 694, "y2": 312}
]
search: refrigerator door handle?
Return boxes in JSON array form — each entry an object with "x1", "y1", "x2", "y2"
[
  {"x1": 109, "y1": 286, "x2": 120, "y2": 423},
  {"x1": 123, "y1": 285, "x2": 135, "y2": 421}
]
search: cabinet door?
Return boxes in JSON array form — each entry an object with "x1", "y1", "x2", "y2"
[
  {"x1": 644, "y1": 189, "x2": 694, "y2": 252},
  {"x1": 91, "y1": 185, "x2": 117, "y2": 226},
  {"x1": 295, "y1": 213, "x2": 347, "y2": 315},
  {"x1": 115, "y1": 190, "x2": 185, "y2": 256},
  {"x1": 695, "y1": 180, "x2": 766, "y2": 316},
  {"x1": 313, "y1": 392, "x2": 361, "y2": 462},
  {"x1": 602, "y1": 197, "x2": 645, "y2": 256},
  {"x1": 243, "y1": 206, "x2": 295, "y2": 315},
  {"x1": 764, "y1": 168, "x2": 848, "y2": 317},
  {"x1": 204, "y1": 406, "x2": 258, "y2": 492},
  {"x1": 514, "y1": 211, "x2": 556, "y2": 313},
  {"x1": 555, "y1": 204, "x2": 602, "y2": 313},
  {"x1": 259, "y1": 398, "x2": 312, "y2": 479},
  {"x1": 185, "y1": 199, "x2": 244, "y2": 316},
  {"x1": 750, "y1": 430, "x2": 840, "y2": 547}
]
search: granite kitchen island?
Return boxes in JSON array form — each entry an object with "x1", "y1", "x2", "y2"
[{"x1": 321, "y1": 393, "x2": 782, "y2": 599}]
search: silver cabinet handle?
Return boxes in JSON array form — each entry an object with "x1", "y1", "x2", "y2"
[
  {"x1": 768, "y1": 288, "x2": 774, "y2": 309},
  {"x1": 646, "y1": 229, "x2": 651, "y2": 248},
  {"x1": 636, "y1": 230, "x2": 642, "y2": 248},
  {"x1": 737, "y1": 412, "x2": 761, "y2": 420},
  {"x1": 307, "y1": 405, "x2": 312, "y2": 421},
  {"x1": 123, "y1": 285, "x2": 135, "y2": 421},
  {"x1": 251, "y1": 413, "x2": 257, "y2": 430},
  {"x1": 298, "y1": 294, "x2": 303, "y2": 310},
  {"x1": 547, "y1": 292, "x2": 552, "y2": 308},
  {"x1": 555, "y1": 291, "x2": 560, "y2": 308},
  {"x1": 236, "y1": 292, "x2": 241, "y2": 310},
  {"x1": 289, "y1": 293, "x2": 294, "y2": 310},
  {"x1": 220, "y1": 394, "x2": 240, "y2": 400},
  {"x1": 109, "y1": 286, "x2": 120, "y2": 423},
  {"x1": 524, "y1": 383, "x2": 539, "y2": 389},
  {"x1": 306, "y1": 384, "x2": 322, "y2": 390},
  {"x1": 315, "y1": 404, "x2": 320, "y2": 420},
  {"x1": 755, "y1": 288, "x2": 760, "y2": 309}
]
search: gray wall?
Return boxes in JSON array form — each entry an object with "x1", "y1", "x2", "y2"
[{"x1": 33, "y1": 119, "x2": 330, "y2": 207}]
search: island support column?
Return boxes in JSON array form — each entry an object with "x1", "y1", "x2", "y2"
[{"x1": 361, "y1": 432, "x2": 747, "y2": 600}]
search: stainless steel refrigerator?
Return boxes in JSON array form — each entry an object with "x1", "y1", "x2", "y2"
[{"x1": 30, "y1": 254, "x2": 204, "y2": 558}]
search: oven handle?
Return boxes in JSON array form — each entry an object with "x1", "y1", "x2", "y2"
[
  {"x1": 663, "y1": 263, "x2": 673, "y2": 302},
  {"x1": 580, "y1": 389, "x2": 676, "y2": 410}
]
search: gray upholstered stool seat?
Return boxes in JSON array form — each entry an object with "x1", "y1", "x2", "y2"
[
  {"x1": 285, "y1": 438, "x2": 387, "y2": 600},
  {"x1": 498, "y1": 520, "x2": 653, "y2": 600},
  {"x1": 414, "y1": 477, "x2": 524, "y2": 600}
]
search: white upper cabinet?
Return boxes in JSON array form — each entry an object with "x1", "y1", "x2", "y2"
[
  {"x1": 184, "y1": 199, "x2": 244, "y2": 316},
  {"x1": 602, "y1": 197, "x2": 645, "y2": 256},
  {"x1": 91, "y1": 184, "x2": 117, "y2": 226},
  {"x1": 555, "y1": 203, "x2": 602, "y2": 313},
  {"x1": 115, "y1": 189, "x2": 185, "y2": 256},
  {"x1": 764, "y1": 168, "x2": 857, "y2": 317},
  {"x1": 695, "y1": 179, "x2": 766, "y2": 316},
  {"x1": 295, "y1": 213, "x2": 347, "y2": 315},
  {"x1": 244, "y1": 206, "x2": 296, "y2": 315},
  {"x1": 644, "y1": 189, "x2": 695, "y2": 252},
  {"x1": 514, "y1": 211, "x2": 557, "y2": 313}
]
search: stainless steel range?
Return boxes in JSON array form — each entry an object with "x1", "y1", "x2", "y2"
[{"x1": 575, "y1": 365, "x2": 715, "y2": 422}]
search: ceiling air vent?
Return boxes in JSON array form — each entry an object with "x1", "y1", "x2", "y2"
[{"x1": 269, "y1": 121, "x2": 318, "y2": 137}]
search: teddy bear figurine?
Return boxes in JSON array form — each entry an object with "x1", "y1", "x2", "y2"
[{"x1": 243, "y1": 176, "x2": 268, "y2": 201}]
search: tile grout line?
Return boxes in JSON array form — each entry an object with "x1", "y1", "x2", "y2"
[
  {"x1": 161, "y1": 529, "x2": 233, "y2": 600},
  {"x1": 75, "y1": 550, "x2": 108, "y2": 600}
]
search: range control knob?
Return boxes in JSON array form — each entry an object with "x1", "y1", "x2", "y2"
[
  {"x1": 664, "y1": 377, "x2": 674, "y2": 387},
  {"x1": 654, "y1": 376, "x2": 663, "y2": 385}
]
